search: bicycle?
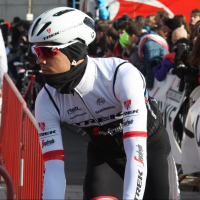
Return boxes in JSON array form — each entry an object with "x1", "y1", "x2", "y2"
[{"x1": 13, "y1": 61, "x2": 42, "y2": 115}]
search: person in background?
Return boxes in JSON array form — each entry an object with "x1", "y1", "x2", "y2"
[
  {"x1": 189, "y1": 20, "x2": 200, "y2": 48},
  {"x1": 9, "y1": 16, "x2": 21, "y2": 50},
  {"x1": 118, "y1": 31, "x2": 130, "y2": 60},
  {"x1": 105, "y1": 27, "x2": 120, "y2": 57},
  {"x1": 127, "y1": 23, "x2": 144, "y2": 69},
  {"x1": 154, "y1": 10, "x2": 169, "y2": 31},
  {"x1": 95, "y1": 0, "x2": 109, "y2": 20},
  {"x1": 113, "y1": 14, "x2": 129, "y2": 32},
  {"x1": 174, "y1": 14, "x2": 191, "y2": 37},
  {"x1": 126, "y1": 23, "x2": 168, "y2": 90},
  {"x1": 145, "y1": 14, "x2": 155, "y2": 28},
  {"x1": 150, "y1": 26, "x2": 166, "y2": 39},
  {"x1": 190, "y1": 8, "x2": 200, "y2": 31},
  {"x1": 163, "y1": 17, "x2": 181, "y2": 52},
  {"x1": 90, "y1": 23, "x2": 109, "y2": 57},
  {"x1": 152, "y1": 27, "x2": 188, "y2": 82},
  {"x1": 134, "y1": 15, "x2": 150, "y2": 32},
  {"x1": 152, "y1": 27, "x2": 190, "y2": 143}
]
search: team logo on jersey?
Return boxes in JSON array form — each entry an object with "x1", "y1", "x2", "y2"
[
  {"x1": 134, "y1": 170, "x2": 143, "y2": 199},
  {"x1": 38, "y1": 122, "x2": 45, "y2": 131},
  {"x1": 46, "y1": 28, "x2": 51, "y2": 34},
  {"x1": 134, "y1": 144, "x2": 144, "y2": 166},
  {"x1": 96, "y1": 98, "x2": 105, "y2": 105},
  {"x1": 67, "y1": 107, "x2": 82, "y2": 115},
  {"x1": 92, "y1": 124, "x2": 123, "y2": 136},
  {"x1": 39, "y1": 130, "x2": 56, "y2": 137},
  {"x1": 42, "y1": 138, "x2": 55, "y2": 148},
  {"x1": 95, "y1": 106, "x2": 115, "y2": 114},
  {"x1": 123, "y1": 119, "x2": 133, "y2": 126},
  {"x1": 124, "y1": 100, "x2": 131, "y2": 110}
]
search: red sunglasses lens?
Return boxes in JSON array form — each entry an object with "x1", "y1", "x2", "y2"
[{"x1": 34, "y1": 47, "x2": 58, "y2": 59}]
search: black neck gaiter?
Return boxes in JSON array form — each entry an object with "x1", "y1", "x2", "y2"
[{"x1": 43, "y1": 57, "x2": 88, "y2": 94}]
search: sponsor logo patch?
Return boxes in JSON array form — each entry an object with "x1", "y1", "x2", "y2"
[
  {"x1": 134, "y1": 144, "x2": 144, "y2": 166},
  {"x1": 95, "y1": 106, "x2": 115, "y2": 114},
  {"x1": 96, "y1": 98, "x2": 105, "y2": 105},
  {"x1": 67, "y1": 107, "x2": 82, "y2": 115},
  {"x1": 124, "y1": 100, "x2": 131, "y2": 110},
  {"x1": 123, "y1": 109, "x2": 139, "y2": 116},
  {"x1": 38, "y1": 122, "x2": 45, "y2": 131},
  {"x1": 74, "y1": 112, "x2": 123, "y2": 126},
  {"x1": 46, "y1": 28, "x2": 51, "y2": 33},
  {"x1": 42, "y1": 138, "x2": 55, "y2": 148},
  {"x1": 123, "y1": 119, "x2": 133, "y2": 126},
  {"x1": 134, "y1": 170, "x2": 143, "y2": 200},
  {"x1": 92, "y1": 124, "x2": 123, "y2": 136},
  {"x1": 70, "y1": 112, "x2": 87, "y2": 119},
  {"x1": 39, "y1": 130, "x2": 56, "y2": 137}
]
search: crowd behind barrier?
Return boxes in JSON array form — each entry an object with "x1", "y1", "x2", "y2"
[{"x1": 0, "y1": 73, "x2": 43, "y2": 199}]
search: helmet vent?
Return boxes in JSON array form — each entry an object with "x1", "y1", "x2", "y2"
[
  {"x1": 31, "y1": 18, "x2": 41, "y2": 36},
  {"x1": 36, "y1": 22, "x2": 51, "y2": 36},
  {"x1": 53, "y1": 9, "x2": 75, "y2": 17},
  {"x1": 83, "y1": 17, "x2": 94, "y2": 30}
]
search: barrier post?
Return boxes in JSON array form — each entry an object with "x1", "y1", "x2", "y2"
[{"x1": 20, "y1": 107, "x2": 44, "y2": 200}]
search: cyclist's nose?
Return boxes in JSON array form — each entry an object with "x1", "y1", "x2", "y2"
[{"x1": 36, "y1": 56, "x2": 46, "y2": 65}]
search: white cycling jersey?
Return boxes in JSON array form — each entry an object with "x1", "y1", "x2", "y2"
[{"x1": 35, "y1": 56, "x2": 148, "y2": 200}]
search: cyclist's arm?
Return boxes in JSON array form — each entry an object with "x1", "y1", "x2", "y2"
[
  {"x1": 35, "y1": 90, "x2": 65, "y2": 200},
  {"x1": 115, "y1": 63, "x2": 147, "y2": 200}
]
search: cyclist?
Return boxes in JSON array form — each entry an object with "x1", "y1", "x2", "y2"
[{"x1": 29, "y1": 7, "x2": 180, "y2": 200}]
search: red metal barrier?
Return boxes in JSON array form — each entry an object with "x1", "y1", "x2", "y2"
[
  {"x1": 20, "y1": 107, "x2": 43, "y2": 200},
  {"x1": 0, "y1": 74, "x2": 26, "y2": 198},
  {"x1": 0, "y1": 73, "x2": 44, "y2": 199}
]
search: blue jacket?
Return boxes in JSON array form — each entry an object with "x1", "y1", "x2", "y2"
[
  {"x1": 138, "y1": 31, "x2": 168, "y2": 88},
  {"x1": 96, "y1": 0, "x2": 109, "y2": 20}
]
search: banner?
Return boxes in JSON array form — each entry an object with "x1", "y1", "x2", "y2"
[
  {"x1": 182, "y1": 86, "x2": 200, "y2": 174},
  {"x1": 149, "y1": 74, "x2": 185, "y2": 164}
]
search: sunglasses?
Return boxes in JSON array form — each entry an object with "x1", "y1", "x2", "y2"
[{"x1": 33, "y1": 40, "x2": 79, "y2": 59}]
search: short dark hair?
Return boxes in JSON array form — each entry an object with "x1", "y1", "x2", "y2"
[
  {"x1": 96, "y1": 24, "x2": 109, "y2": 34},
  {"x1": 126, "y1": 23, "x2": 142, "y2": 37},
  {"x1": 106, "y1": 27, "x2": 119, "y2": 40},
  {"x1": 134, "y1": 15, "x2": 145, "y2": 26},
  {"x1": 191, "y1": 8, "x2": 200, "y2": 17},
  {"x1": 156, "y1": 10, "x2": 169, "y2": 20},
  {"x1": 13, "y1": 17, "x2": 21, "y2": 23}
]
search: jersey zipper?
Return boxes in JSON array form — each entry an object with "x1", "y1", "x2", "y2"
[{"x1": 74, "y1": 88, "x2": 114, "y2": 136}]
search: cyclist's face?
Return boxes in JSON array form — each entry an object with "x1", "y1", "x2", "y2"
[{"x1": 35, "y1": 42, "x2": 70, "y2": 75}]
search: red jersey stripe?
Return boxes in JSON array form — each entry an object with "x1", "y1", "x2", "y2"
[
  {"x1": 43, "y1": 150, "x2": 65, "y2": 162},
  {"x1": 123, "y1": 131, "x2": 147, "y2": 140}
]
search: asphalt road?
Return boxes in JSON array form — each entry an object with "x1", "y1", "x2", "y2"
[{"x1": 61, "y1": 123, "x2": 89, "y2": 185}]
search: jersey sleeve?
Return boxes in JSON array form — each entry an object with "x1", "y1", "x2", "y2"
[
  {"x1": 114, "y1": 63, "x2": 147, "y2": 200},
  {"x1": 35, "y1": 89, "x2": 66, "y2": 199}
]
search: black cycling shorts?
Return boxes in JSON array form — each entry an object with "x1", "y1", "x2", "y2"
[{"x1": 83, "y1": 126, "x2": 180, "y2": 200}]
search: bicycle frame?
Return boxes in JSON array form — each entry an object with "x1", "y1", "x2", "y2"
[
  {"x1": 23, "y1": 74, "x2": 35, "y2": 102},
  {"x1": 22, "y1": 70, "x2": 42, "y2": 111}
]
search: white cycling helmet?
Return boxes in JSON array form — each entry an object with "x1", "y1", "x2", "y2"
[{"x1": 28, "y1": 7, "x2": 96, "y2": 46}]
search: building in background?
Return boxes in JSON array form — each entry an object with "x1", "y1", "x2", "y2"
[{"x1": 0, "y1": 0, "x2": 68, "y2": 23}]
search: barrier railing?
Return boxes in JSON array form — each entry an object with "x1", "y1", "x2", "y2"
[
  {"x1": 0, "y1": 73, "x2": 44, "y2": 199},
  {"x1": 20, "y1": 107, "x2": 43, "y2": 200}
]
